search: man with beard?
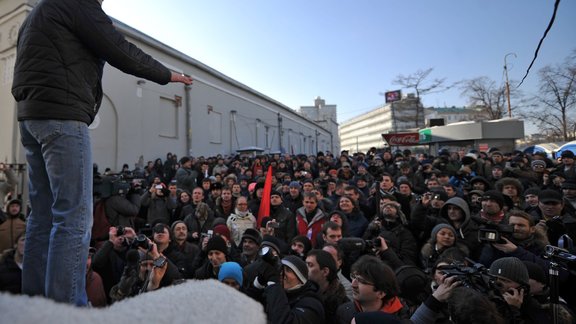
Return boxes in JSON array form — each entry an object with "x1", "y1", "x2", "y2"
[
  {"x1": 239, "y1": 228, "x2": 261, "y2": 266},
  {"x1": 171, "y1": 221, "x2": 199, "y2": 278},
  {"x1": 478, "y1": 210, "x2": 548, "y2": 269},
  {"x1": 364, "y1": 200, "x2": 417, "y2": 270},
  {"x1": 306, "y1": 249, "x2": 349, "y2": 324}
]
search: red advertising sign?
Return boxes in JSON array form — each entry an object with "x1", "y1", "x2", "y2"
[{"x1": 382, "y1": 133, "x2": 420, "y2": 145}]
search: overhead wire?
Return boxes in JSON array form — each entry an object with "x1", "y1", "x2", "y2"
[{"x1": 517, "y1": 0, "x2": 561, "y2": 88}]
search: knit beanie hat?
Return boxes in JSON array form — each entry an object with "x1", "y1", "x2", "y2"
[
  {"x1": 531, "y1": 160, "x2": 547, "y2": 169},
  {"x1": 261, "y1": 235, "x2": 283, "y2": 256},
  {"x1": 281, "y1": 255, "x2": 308, "y2": 284},
  {"x1": 206, "y1": 235, "x2": 228, "y2": 255},
  {"x1": 218, "y1": 262, "x2": 243, "y2": 287},
  {"x1": 289, "y1": 181, "x2": 301, "y2": 189},
  {"x1": 170, "y1": 220, "x2": 186, "y2": 233},
  {"x1": 213, "y1": 224, "x2": 231, "y2": 241},
  {"x1": 489, "y1": 257, "x2": 529, "y2": 286},
  {"x1": 430, "y1": 223, "x2": 457, "y2": 242},
  {"x1": 241, "y1": 228, "x2": 262, "y2": 245},
  {"x1": 482, "y1": 190, "x2": 505, "y2": 209}
]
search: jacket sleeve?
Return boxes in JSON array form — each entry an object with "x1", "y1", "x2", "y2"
[{"x1": 73, "y1": 0, "x2": 171, "y2": 85}]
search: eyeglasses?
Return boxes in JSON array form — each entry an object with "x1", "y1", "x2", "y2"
[{"x1": 350, "y1": 273, "x2": 374, "y2": 285}]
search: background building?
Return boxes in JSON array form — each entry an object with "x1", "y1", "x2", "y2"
[
  {"x1": 299, "y1": 96, "x2": 340, "y2": 154},
  {"x1": 0, "y1": 0, "x2": 334, "y2": 177},
  {"x1": 339, "y1": 93, "x2": 424, "y2": 153},
  {"x1": 425, "y1": 106, "x2": 490, "y2": 126}
]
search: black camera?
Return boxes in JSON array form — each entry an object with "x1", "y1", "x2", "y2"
[
  {"x1": 131, "y1": 234, "x2": 150, "y2": 250},
  {"x1": 338, "y1": 237, "x2": 382, "y2": 254},
  {"x1": 477, "y1": 223, "x2": 514, "y2": 243},
  {"x1": 116, "y1": 226, "x2": 125, "y2": 236},
  {"x1": 259, "y1": 246, "x2": 279, "y2": 266},
  {"x1": 438, "y1": 260, "x2": 497, "y2": 295}
]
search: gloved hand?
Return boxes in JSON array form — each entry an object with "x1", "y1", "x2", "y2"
[{"x1": 256, "y1": 260, "x2": 280, "y2": 287}]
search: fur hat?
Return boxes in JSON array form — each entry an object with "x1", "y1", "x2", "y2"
[
  {"x1": 489, "y1": 257, "x2": 529, "y2": 286},
  {"x1": 281, "y1": 255, "x2": 308, "y2": 284},
  {"x1": 218, "y1": 262, "x2": 243, "y2": 287},
  {"x1": 206, "y1": 235, "x2": 228, "y2": 255}
]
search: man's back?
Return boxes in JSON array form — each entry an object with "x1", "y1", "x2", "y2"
[{"x1": 12, "y1": 0, "x2": 171, "y2": 125}]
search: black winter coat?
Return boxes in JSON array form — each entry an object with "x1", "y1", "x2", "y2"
[{"x1": 12, "y1": 0, "x2": 171, "y2": 124}]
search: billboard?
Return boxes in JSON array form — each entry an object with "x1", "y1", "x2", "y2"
[{"x1": 384, "y1": 90, "x2": 402, "y2": 103}]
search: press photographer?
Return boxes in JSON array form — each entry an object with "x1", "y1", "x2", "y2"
[
  {"x1": 357, "y1": 200, "x2": 417, "y2": 270},
  {"x1": 479, "y1": 210, "x2": 548, "y2": 269},
  {"x1": 109, "y1": 235, "x2": 180, "y2": 302},
  {"x1": 91, "y1": 226, "x2": 137, "y2": 304}
]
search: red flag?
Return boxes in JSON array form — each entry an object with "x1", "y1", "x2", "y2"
[{"x1": 257, "y1": 165, "x2": 273, "y2": 227}]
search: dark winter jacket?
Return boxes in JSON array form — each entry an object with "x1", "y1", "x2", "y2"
[
  {"x1": 12, "y1": 0, "x2": 171, "y2": 124},
  {"x1": 0, "y1": 249, "x2": 22, "y2": 294},
  {"x1": 264, "y1": 281, "x2": 325, "y2": 324}
]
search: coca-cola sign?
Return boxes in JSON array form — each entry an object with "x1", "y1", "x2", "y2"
[{"x1": 382, "y1": 133, "x2": 420, "y2": 145}]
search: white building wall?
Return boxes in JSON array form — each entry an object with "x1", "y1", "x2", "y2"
[{"x1": 0, "y1": 1, "x2": 334, "y2": 172}]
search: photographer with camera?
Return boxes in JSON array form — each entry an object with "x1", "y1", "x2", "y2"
[
  {"x1": 140, "y1": 182, "x2": 175, "y2": 226},
  {"x1": 91, "y1": 226, "x2": 137, "y2": 304},
  {"x1": 410, "y1": 189, "x2": 449, "y2": 248},
  {"x1": 478, "y1": 210, "x2": 549, "y2": 271},
  {"x1": 363, "y1": 199, "x2": 417, "y2": 270},
  {"x1": 109, "y1": 236, "x2": 179, "y2": 302}
]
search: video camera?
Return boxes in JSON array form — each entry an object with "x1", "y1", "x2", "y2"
[
  {"x1": 476, "y1": 220, "x2": 514, "y2": 244},
  {"x1": 338, "y1": 237, "x2": 382, "y2": 254},
  {"x1": 438, "y1": 259, "x2": 498, "y2": 295}
]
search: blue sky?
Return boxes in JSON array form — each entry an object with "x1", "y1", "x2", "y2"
[{"x1": 103, "y1": 1, "x2": 575, "y2": 126}]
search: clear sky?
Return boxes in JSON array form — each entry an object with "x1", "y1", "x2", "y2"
[{"x1": 103, "y1": 0, "x2": 575, "y2": 126}]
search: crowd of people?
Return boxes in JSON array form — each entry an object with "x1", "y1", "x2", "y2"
[{"x1": 2, "y1": 147, "x2": 576, "y2": 323}]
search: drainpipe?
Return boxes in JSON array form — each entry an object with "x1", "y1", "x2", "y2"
[{"x1": 184, "y1": 85, "x2": 192, "y2": 155}]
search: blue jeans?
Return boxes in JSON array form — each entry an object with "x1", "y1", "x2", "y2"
[{"x1": 20, "y1": 120, "x2": 93, "y2": 306}]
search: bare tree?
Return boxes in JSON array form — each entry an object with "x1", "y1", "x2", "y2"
[
  {"x1": 393, "y1": 68, "x2": 449, "y2": 127},
  {"x1": 460, "y1": 77, "x2": 508, "y2": 120},
  {"x1": 522, "y1": 51, "x2": 576, "y2": 141}
]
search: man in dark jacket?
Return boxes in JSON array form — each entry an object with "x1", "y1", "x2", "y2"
[
  {"x1": 12, "y1": 0, "x2": 192, "y2": 306},
  {"x1": 256, "y1": 255, "x2": 325, "y2": 324}
]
